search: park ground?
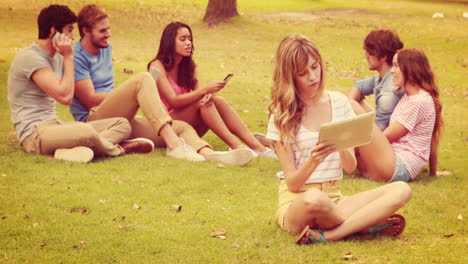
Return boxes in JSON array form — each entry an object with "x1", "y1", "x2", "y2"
[{"x1": 0, "y1": 0, "x2": 467, "y2": 263}]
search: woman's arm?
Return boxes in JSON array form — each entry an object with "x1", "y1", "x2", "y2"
[
  {"x1": 276, "y1": 141, "x2": 336, "y2": 193},
  {"x1": 192, "y1": 77, "x2": 226, "y2": 93},
  {"x1": 151, "y1": 60, "x2": 205, "y2": 109},
  {"x1": 339, "y1": 148, "x2": 357, "y2": 174},
  {"x1": 383, "y1": 121, "x2": 409, "y2": 143}
]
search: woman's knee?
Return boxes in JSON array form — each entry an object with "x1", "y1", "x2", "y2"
[
  {"x1": 396, "y1": 181, "x2": 412, "y2": 203},
  {"x1": 389, "y1": 181, "x2": 412, "y2": 206},
  {"x1": 198, "y1": 96, "x2": 214, "y2": 110},
  {"x1": 302, "y1": 189, "x2": 332, "y2": 213},
  {"x1": 212, "y1": 95, "x2": 227, "y2": 105}
]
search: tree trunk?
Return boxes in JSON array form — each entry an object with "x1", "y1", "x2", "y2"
[{"x1": 203, "y1": 0, "x2": 239, "y2": 25}]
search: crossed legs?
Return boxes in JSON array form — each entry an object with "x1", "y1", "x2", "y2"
[
  {"x1": 284, "y1": 181, "x2": 412, "y2": 241},
  {"x1": 22, "y1": 118, "x2": 130, "y2": 157}
]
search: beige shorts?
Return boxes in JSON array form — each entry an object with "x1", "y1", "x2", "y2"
[{"x1": 275, "y1": 180, "x2": 347, "y2": 230}]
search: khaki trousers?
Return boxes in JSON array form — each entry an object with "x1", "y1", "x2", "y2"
[
  {"x1": 87, "y1": 72, "x2": 209, "y2": 151},
  {"x1": 21, "y1": 118, "x2": 130, "y2": 157}
]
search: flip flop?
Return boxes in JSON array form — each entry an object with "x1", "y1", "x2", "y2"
[
  {"x1": 367, "y1": 214, "x2": 406, "y2": 236},
  {"x1": 295, "y1": 225, "x2": 327, "y2": 245}
]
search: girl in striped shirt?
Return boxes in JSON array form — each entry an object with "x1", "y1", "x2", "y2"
[
  {"x1": 354, "y1": 48, "x2": 443, "y2": 182},
  {"x1": 266, "y1": 34, "x2": 412, "y2": 244}
]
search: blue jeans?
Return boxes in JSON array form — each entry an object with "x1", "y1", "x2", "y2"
[{"x1": 389, "y1": 156, "x2": 411, "y2": 182}]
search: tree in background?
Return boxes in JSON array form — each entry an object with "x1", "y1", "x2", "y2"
[{"x1": 203, "y1": 0, "x2": 239, "y2": 25}]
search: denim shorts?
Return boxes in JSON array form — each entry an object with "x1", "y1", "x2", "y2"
[{"x1": 389, "y1": 156, "x2": 411, "y2": 182}]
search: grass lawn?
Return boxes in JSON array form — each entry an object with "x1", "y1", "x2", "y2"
[{"x1": 0, "y1": 0, "x2": 467, "y2": 263}]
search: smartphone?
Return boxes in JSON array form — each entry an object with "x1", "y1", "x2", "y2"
[
  {"x1": 149, "y1": 66, "x2": 160, "y2": 81},
  {"x1": 223, "y1": 73, "x2": 234, "y2": 82},
  {"x1": 51, "y1": 32, "x2": 60, "y2": 43}
]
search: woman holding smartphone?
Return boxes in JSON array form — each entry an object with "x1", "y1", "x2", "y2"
[{"x1": 147, "y1": 22, "x2": 275, "y2": 158}]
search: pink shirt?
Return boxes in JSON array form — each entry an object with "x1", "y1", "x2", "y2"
[
  {"x1": 390, "y1": 90, "x2": 436, "y2": 180},
  {"x1": 161, "y1": 75, "x2": 189, "y2": 113}
]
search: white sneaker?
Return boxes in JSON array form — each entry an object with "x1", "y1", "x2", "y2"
[
  {"x1": 54, "y1": 146, "x2": 94, "y2": 163},
  {"x1": 235, "y1": 146, "x2": 277, "y2": 159},
  {"x1": 254, "y1": 147, "x2": 277, "y2": 159},
  {"x1": 166, "y1": 143, "x2": 206, "y2": 162},
  {"x1": 206, "y1": 148, "x2": 254, "y2": 166},
  {"x1": 253, "y1": 132, "x2": 274, "y2": 148}
]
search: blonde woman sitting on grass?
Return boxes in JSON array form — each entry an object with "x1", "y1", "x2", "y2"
[{"x1": 265, "y1": 34, "x2": 412, "y2": 244}]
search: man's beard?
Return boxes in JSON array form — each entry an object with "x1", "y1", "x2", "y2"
[{"x1": 91, "y1": 34, "x2": 108, "y2": 49}]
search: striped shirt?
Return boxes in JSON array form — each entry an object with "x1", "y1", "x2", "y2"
[
  {"x1": 390, "y1": 90, "x2": 436, "y2": 180},
  {"x1": 266, "y1": 91, "x2": 355, "y2": 184}
]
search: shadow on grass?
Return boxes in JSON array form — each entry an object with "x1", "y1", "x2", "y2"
[
  {"x1": 344, "y1": 233, "x2": 404, "y2": 243},
  {"x1": 409, "y1": 0, "x2": 468, "y2": 5},
  {"x1": 344, "y1": 169, "x2": 438, "y2": 184},
  {"x1": 410, "y1": 172, "x2": 438, "y2": 184}
]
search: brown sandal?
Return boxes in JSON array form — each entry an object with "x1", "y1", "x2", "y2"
[
  {"x1": 295, "y1": 225, "x2": 327, "y2": 245},
  {"x1": 368, "y1": 214, "x2": 406, "y2": 236}
]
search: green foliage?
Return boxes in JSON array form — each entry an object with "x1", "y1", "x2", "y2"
[{"x1": 0, "y1": 0, "x2": 466, "y2": 263}]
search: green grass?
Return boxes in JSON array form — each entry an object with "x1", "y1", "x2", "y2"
[{"x1": 1, "y1": 0, "x2": 467, "y2": 263}]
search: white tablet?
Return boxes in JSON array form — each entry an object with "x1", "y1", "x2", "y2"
[{"x1": 318, "y1": 111, "x2": 375, "y2": 151}]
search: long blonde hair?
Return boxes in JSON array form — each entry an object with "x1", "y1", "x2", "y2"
[
  {"x1": 397, "y1": 48, "x2": 443, "y2": 175},
  {"x1": 268, "y1": 34, "x2": 325, "y2": 144}
]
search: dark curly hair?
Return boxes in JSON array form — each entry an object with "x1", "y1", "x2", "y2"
[
  {"x1": 364, "y1": 29, "x2": 403, "y2": 65},
  {"x1": 37, "y1": 5, "x2": 77, "y2": 39}
]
